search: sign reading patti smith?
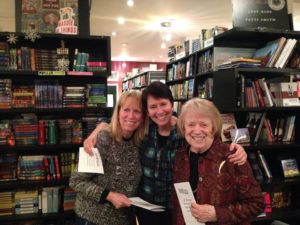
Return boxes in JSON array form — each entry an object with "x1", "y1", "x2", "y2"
[{"x1": 232, "y1": 0, "x2": 290, "y2": 30}]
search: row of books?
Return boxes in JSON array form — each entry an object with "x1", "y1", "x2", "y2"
[
  {"x1": 253, "y1": 37, "x2": 298, "y2": 68},
  {"x1": 0, "y1": 152, "x2": 78, "y2": 182},
  {"x1": 0, "y1": 79, "x2": 107, "y2": 109},
  {"x1": 167, "y1": 60, "x2": 193, "y2": 81},
  {"x1": 217, "y1": 37, "x2": 298, "y2": 70},
  {"x1": 257, "y1": 191, "x2": 296, "y2": 218},
  {"x1": 167, "y1": 26, "x2": 227, "y2": 62},
  {"x1": 248, "y1": 150, "x2": 300, "y2": 182},
  {"x1": 169, "y1": 79, "x2": 194, "y2": 100},
  {"x1": 240, "y1": 76, "x2": 300, "y2": 108},
  {"x1": 220, "y1": 113, "x2": 296, "y2": 144},
  {"x1": 0, "y1": 115, "x2": 108, "y2": 147},
  {"x1": 0, "y1": 42, "x2": 108, "y2": 72},
  {"x1": 0, "y1": 187, "x2": 76, "y2": 216},
  {"x1": 197, "y1": 78, "x2": 213, "y2": 99},
  {"x1": 167, "y1": 49, "x2": 213, "y2": 82}
]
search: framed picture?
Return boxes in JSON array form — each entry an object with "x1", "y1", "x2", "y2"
[{"x1": 15, "y1": 0, "x2": 90, "y2": 35}]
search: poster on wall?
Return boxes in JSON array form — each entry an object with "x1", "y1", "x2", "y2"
[
  {"x1": 232, "y1": 0, "x2": 290, "y2": 30},
  {"x1": 15, "y1": 0, "x2": 90, "y2": 35}
]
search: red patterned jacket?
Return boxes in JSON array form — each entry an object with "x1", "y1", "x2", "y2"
[{"x1": 172, "y1": 139, "x2": 265, "y2": 225}]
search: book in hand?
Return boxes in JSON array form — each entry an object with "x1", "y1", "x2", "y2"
[
  {"x1": 230, "y1": 128, "x2": 250, "y2": 144},
  {"x1": 281, "y1": 159, "x2": 300, "y2": 178},
  {"x1": 78, "y1": 147, "x2": 104, "y2": 174},
  {"x1": 129, "y1": 197, "x2": 165, "y2": 212},
  {"x1": 174, "y1": 182, "x2": 204, "y2": 225}
]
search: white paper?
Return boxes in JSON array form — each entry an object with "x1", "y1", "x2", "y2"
[
  {"x1": 174, "y1": 182, "x2": 205, "y2": 225},
  {"x1": 78, "y1": 147, "x2": 104, "y2": 174},
  {"x1": 107, "y1": 94, "x2": 114, "y2": 107},
  {"x1": 129, "y1": 197, "x2": 165, "y2": 212}
]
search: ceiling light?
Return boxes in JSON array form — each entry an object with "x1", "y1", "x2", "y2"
[
  {"x1": 121, "y1": 43, "x2": 128, "y2": 46},
  {"x1": 127, "y1": 0, "x2": 134, "y2": 7},
  {"x1": 164, "y1": 33, "x2": 172, "y2": 42},
  {"x1": 160, "y1": 43, "x2": 166, "y2": 49},
  {"x1": 117, "y1": 17, "x2": 125, "y2": 25},
  {"x1": 112, "y1": 31, "x2": 116, "y2": 36},
  {"x1": 160, "y1": 21, "x2": 172, "y2": 28}
]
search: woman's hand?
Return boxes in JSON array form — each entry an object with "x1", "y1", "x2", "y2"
[
  {"x1": 106, "y1": 192, "x2": 132, "y2": 209},
  {"x1": 191, "y1": 203, "x2": 217, "y2": 223},
  {"x1": 83, "y1": 122, "x2": 109, "y2": 156},
  {"x1": 83, "y1": 134, "x2": 96, "y2": 156},
  {"x1": 228, "y1": 143, "x2": 247, "y2": 165}
]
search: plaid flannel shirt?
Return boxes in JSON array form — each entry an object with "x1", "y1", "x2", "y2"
[{"x1": 139, "y1": 122, "x2": 185, "y2": 208}]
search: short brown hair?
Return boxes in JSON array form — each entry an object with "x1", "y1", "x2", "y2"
[{"x1": 177, "y1": 98, "x2": 222, "y2": 138}]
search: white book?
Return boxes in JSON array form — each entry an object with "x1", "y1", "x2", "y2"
[
  {"x1": 278, "y1": 39, "x2": 297, "y2": 68},
  {"x1": 274, "y1": 39, "x2": 293, "y2": 68},
  {"x1": 274, "y1": 39, "x2": 296, "y2": 68},
  {"x1": 78, "y1": 147, "x2": 104, "y2": 174},
  {"x1": 174, "y1": 182, "x2": 205, "y2": 225}
]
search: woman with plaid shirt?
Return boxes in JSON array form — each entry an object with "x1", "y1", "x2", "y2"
[{"x1": 83, "y1": 81, "x2": 247, "y2": 225}]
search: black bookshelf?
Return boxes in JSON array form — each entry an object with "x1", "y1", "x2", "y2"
[
  {"x1": 165, "y1": 27, "x2": 300, "y2": 224},
  {"x1": 0, "y1": 31, "x2": 111, "y2": 224}
]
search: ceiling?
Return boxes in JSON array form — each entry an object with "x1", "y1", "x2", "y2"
[
  {"x1": 0, "y1": 0, "x2": 299, "y2": 63},
  {"x1": 90, "y1": 0, "x2": 300, "y2": 63},
  {"x1": 90, "y1": 0, "x2": 233, "y2": 62}
]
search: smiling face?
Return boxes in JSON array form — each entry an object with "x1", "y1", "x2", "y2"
[
  {"x1": 146, "y1": 95, "x2": 173, "y2": 128},
  {"x1": 119, "y1": 96, "x2": 143, "y2": 138},
  {"x1": 184, "y1": 110, "x2": 214, "y2": 153}
]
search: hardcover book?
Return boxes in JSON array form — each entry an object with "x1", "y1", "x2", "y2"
[
  {"x1": 220, "y1": 113, "x2": 237, "y2": 142},
  {"x1": 281, "y1": 159, "x2": 300, "y2": 178}
]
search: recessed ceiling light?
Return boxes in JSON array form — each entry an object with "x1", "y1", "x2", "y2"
[
  {"x1": 164, "y1": 33, "x2": 172, "y2": 42},
  {"x1": 112, "y1": 31, "x2": 117, "y2": 36},
  {"x1": 160, "y1": 21, "x2": 172, "y2": 28},
  {"x1": 160, "y1": 43, "x2": 166, "y2": 49},
  {"x1": 159, "y1": 55, "x2": 163, "y2": 59},
  {"x1": 127, "y1": 0, "x2": 134, "y2": 7},
  {"x1": 117, "y1": 17, "x2": 125, "y2": 25},
  {"x1": 121, "y1": 43, "x2": 128, "y2": 46}
]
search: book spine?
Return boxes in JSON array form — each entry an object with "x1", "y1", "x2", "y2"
[
  {"x1": 38, "y1": 120, "x2": 45, "y2": 145},
  {"x1": 257, "y1": 150, "x2": 272, "y2": 179},
  {"x1": 54, "y1": 155, "x2": 61, "y2": 180}
]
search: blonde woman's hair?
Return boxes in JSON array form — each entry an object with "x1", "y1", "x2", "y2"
[
  {"x1": 109, "y1": 90, "x2": 148, "y2": 145},
  {"x1": 177, "y1": 98, "x2": 222, "y2": 138}
]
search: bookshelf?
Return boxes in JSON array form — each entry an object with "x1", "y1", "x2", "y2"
[
  {"x1": 122, "y1": 70, "x2": 165, "y2": 91},
  {"x1": 165, "y1": 27, "x2": 300, "y2": 224},
  {"x1": 0, "y1": 32, "x2": 111, "y2": 225}
]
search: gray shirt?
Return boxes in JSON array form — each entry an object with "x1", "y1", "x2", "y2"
[{"x1": 69, "y1": 129, "x2": 142, "y2": 225}]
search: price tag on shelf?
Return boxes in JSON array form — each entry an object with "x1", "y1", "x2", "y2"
[{"x1": 38, "y1": 71, "x2": 66, "y2": 76}]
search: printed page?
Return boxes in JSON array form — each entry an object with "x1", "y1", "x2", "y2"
[
  {"x1": 78, "y1": 147, "x2": 104, "y2": 174},
  {"x1": 174, "y1": 182, "x2": 205, "y2": 225},
  {"x1": 129, "y1": 197, "x2": 165, "y2": 212}
]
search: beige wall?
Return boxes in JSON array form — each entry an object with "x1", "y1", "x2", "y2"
[{"x1": 0, "y1": 0, "x2": 15, "y2": 32}]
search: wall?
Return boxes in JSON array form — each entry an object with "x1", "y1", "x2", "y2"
[{"x1": 109, "y1": 61, "x2": 167, "y2": 97}]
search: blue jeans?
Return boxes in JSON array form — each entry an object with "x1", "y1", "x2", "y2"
[{"x1": 75, "y1": 216, "x2": 97, "y2": 225}]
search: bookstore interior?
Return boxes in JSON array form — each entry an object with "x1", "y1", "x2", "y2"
[{"x1": 1, "y1": 0, "x2": 300, "y2": 224}]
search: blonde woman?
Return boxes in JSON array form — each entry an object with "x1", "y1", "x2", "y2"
[{"x1": 70, "y1": 90, "x2": 147, "y2": 225}]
